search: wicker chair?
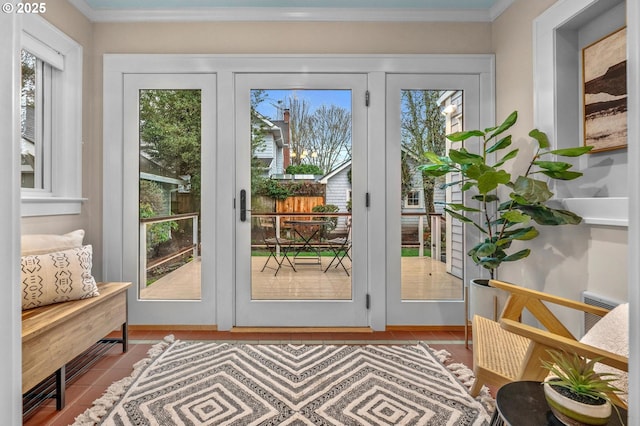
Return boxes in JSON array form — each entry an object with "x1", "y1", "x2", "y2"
[{"x1": 470, "y1": 279, "x2": 628, "y2": 409}]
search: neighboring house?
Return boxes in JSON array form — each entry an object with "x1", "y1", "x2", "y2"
[
  {"x1": 320, "y1": 151, "x2": 443, "y2": 236},
  {"x1": 252, "y1": 110, "x2": 291, "y2": 178},
  {"x1": 318, "y1": 160, "x2": 351, "y2": 232},
  {"x1": 20, "y1": 105, "x2": 35, "y2": 188},
  {"x1": 438, "y1": 90, "x2": 464, "y2": 278},
  {"x1": 139, "y1": 151, "x2": 189, "y2": 216}
]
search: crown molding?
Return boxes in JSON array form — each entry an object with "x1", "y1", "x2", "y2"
[
  {"x1": 489, "y1": 0, "x2": 515, "y2": 21},
  {"x1": 68, "y1": 0, "x2": 508, "y2": 22}
]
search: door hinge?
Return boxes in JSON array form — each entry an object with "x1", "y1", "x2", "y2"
[
  {"x1": 365, "y1": 192, "x2": 370, "y2": 207},
  {"x1": 365, "y1": 90, "x2": 370, "y2": 107},
  {"x1": 233, "y1": 198, "x2": 236, "y2": 208},
  {"x1": 366, "y1": 294, "x2": 371, "y2": 309}
]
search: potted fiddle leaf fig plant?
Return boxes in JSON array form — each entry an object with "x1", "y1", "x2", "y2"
[
  {"x1": 542, "y1": 350, "x2": 624, "y2": 425},
  {"x1": 420, "y1": 111, "x2": 592, "y2": 318}
]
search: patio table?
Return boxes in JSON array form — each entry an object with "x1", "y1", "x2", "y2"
[{"x1": 284, "y1": 219, "x2": 332, "y2": 266}]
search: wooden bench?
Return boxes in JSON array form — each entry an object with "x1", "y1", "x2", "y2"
[{"x1": 22, "y1": 282, "x2": 131, "y2": 411}]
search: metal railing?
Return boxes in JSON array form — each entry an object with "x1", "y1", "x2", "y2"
[
  {"x1": 251, "y1": 212, "x2": 443, "y2": 259},
  {"x1": 139, "y1": 212, "x2": 199, "y2": 292}
]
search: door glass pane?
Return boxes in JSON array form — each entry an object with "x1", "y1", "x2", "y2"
[
  {"x1": 20, "y1": 50, "x2": 42, "y2": 189},
  {"x1": 250, "y1": 89, "x2": 352, "y2": 300},
  {"x1": 138, "y1": 89, "x2": 202, "y2": 300},
  {"x1": 400, "y1": 89, "x2": 463, "y2": 300}
]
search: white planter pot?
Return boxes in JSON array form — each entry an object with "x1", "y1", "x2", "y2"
[
  {"x1": 543, "y1": 382, "x2": 612, "y2": 425},
  {"x1": 468, "y1": 278, "x2": 508, "y2": 320}
]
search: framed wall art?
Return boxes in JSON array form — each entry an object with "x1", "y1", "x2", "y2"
[{"x1": 582, "y1": 27, "x2": 627, "y2": 153}]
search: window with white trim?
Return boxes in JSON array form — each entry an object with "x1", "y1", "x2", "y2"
[
  {"x1": 404, "y1": 190, "x2": 422, "y2": 208},
  {"x1": 20, "y1": 15, "x2": 84, "y2": 216}
]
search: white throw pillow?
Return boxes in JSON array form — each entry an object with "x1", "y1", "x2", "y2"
[
  {"x1": 21, "y1": 244, "x2": 99, "y2": 310},
  {"x1": 21, "y1": 229, "x2": 85, "y2": 256},
  {"x1": 580, "y1": 303, "x2": 629, "y2": 404}
]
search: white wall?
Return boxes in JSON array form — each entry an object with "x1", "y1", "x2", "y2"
[
  {"x1": 626, "y1": 0, "x2": 639, "y2": 422},
  {"x1": 492, "y1": 0, "x2": 629, "y2": 337},
  {"x1": 0, "y1": 4, "x2": 23, "y2": 424}
]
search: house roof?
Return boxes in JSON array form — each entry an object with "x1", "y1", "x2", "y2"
[
  {"x1": 253, "y1": 111, "x2": 286, "y2": 149},
  {"x1": 319, "y1": 159, "x2": 351, "y2": 184},
  {"x1": 319, "y1": 145, "x2": 423, "y2": 184}
]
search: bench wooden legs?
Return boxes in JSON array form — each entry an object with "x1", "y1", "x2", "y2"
[
  {"x1": 100, "y1": 322, "x2": 129, "y2": 353},
  {"x1": 55, "y1": 366, "x2": 65, "y2": 410},
  {"x1": 122, "y1": 322, "x2": 128, "y2": 352}
]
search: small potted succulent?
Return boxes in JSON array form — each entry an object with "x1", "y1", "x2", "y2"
[{"x1": 542, "y1": 350, "x2": 624, "y2": 426}]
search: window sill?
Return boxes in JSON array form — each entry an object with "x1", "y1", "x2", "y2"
[{"x1": 21, "y1": 196, "x2": 87, "y2": 217}]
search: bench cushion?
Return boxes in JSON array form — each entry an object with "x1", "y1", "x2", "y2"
[{"x1": 21, "y1": 245, "x2": 99, "y2": 310}]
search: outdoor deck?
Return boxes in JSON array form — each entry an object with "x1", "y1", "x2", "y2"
[{"x1": 139, "y1": 256, "x2": 462, "y2": 301}]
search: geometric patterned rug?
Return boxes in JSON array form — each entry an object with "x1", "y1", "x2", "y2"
[{"x1": 72, "y1": 336, "x2": 493, "y2": 425}]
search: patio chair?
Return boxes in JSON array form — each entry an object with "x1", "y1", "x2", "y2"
[
  {"x1": 259, "y1": 217, "x2": 296, "y2": 276},
  {"x1": 324, "y1": 218, "x2": 351, "y2": 275},
  {"x1": 470, "y1": 279, "x2": 628, "y2": 409}
]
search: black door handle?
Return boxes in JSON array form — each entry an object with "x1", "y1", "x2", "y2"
[{"x1": 240, "y1": 189, "x2": 247, "y2": 222}]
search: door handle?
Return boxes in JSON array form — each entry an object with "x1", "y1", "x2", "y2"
[{"x1": 240, "y1": 189, "x2": 247, "y2": 222}]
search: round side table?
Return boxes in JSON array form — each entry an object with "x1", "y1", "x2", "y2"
[{"x1": 491, "y1": 381, "x2": 627, "y2": 426}]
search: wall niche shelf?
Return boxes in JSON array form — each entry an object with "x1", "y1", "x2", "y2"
[
  {"x1": 562, "y1": 197, "x2": 628, "y2": 227},
  {"x1": 534, "y1": 0, "x2": 627, "y2": 203}
]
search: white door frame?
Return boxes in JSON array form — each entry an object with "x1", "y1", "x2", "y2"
[{"x1": 103, "y1": 54, "x2": 494, "y2": 330}]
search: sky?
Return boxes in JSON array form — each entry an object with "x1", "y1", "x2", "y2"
[{"x1": 255, "y1": 89, "x2": 352, "y2": 120}]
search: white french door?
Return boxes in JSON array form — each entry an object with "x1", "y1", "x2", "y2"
[
  {"x1": 386, "y1": 73, "x2": 482, "y2": 325},
  {"x1": 121, "y1": 73, "x2": 216, "y2": 325},
  {"x1": 234, "y1": 73, "x2": 369, "y2": 327}
]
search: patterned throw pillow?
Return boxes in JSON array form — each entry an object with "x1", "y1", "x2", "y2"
[
  {"x1": 21, "y1": 245, "x2": 100, "y2": 310},
  {"x1": 21, "y1": 229, "x2": 85, "y2": 256}
]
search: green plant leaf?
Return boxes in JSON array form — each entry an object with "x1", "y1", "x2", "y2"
[
  {"x1": 533, "y1": 161, "x2": 572, "y2": 172},
  {"x1": 474, "y1": 242, "x2": 497, "y2": 257},
  {"x1": 424, "y1": 151, "x2": 445, "y2": 164},
  {"x1": 502, "y1": 248, "x2": 531, "y2": 262},
  {"x1": 486, "y1": 135, "x2": 512, "y2": 153},
  {"x1": 439, "y1": 179, "x2": 464, "y2": 189},
  {"x1": 540, "y1": 170, "x2": 584, "y2": 181},
  {"x1": 449, "y1": 148, "x2": 484, "y2": 165},
  {"x1": 460, "y1": 182, "x2": 475, "y2": 191},
  {"x1": 419, "y1": 163, "x2": 454, "y2": 177},
  {"x1": 529, "y1": 128, "x2": 550, "y2": 149},
  {"x1": 508, "y1": 226, "x2": 539, "y2": 240},
  {"x1": 494, "y1": 149, "x2": 519, "y2": 167},
  {"x1": 446, "y1": 130, "x2": 485, "y2": 142},
  {"x1": 502, "y1": 210, "x2": 530, "y2": 224},
  {"x1": 477, "y1": 169, "x2": 511, "y2": 194},
  {"x1": 513, "y1": 176, "x2": 553, "y2": 203},
  {"x1": 516, "y1": 205, "x2": 583, "y2": 225},
  {"x1": 465, "y1": 163, "x2": 490, "y2": 179},
  {"x1": 546, "y1": 146, "x2": 594, "y2": 157},
  {"x1": 477, "y1": 257, "x2": 502, "y2": 270},
  {"x1": 488, "y1": 111, "x2": 518, "y2": 140},
  {"x1": 447, "y1": 203, "x2": 481, "y2": 212},
  {"x1": 444, "y1": 208, "x2": 473, "y2": 223},
  {"x1": 472, "y1": 194, "x2": 500, "y2": 203}
]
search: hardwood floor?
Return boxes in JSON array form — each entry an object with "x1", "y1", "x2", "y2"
[{"x1": 23, "y1": 328, "x2": 490, "y2": 426}]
